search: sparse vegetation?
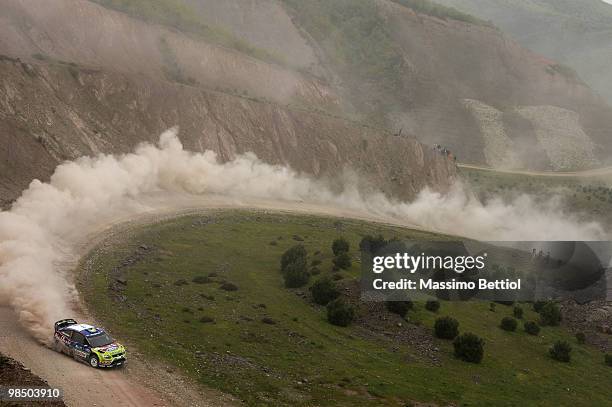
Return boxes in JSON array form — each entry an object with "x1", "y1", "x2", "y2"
[
  {"x1": 539, "y1": 302, "x2": 562, "y2": 326},
  {"x1": 549, "y1": 340, "x2": 572, "y2": 363},
  {"x1": 434, "y1": 316, "x2": 459, "y2": 339},
  {"x1": 524, "y1": 321, "x2": 540, "y2": 336},
  {"x1": 453, "y1": 332, "x2": 484, "y2": 363},
  {"x1": 500, "y1": 317, "x2": 518, "y2": 332},
  {"x1": 311, "y1": 277, "x2": 340, "y2": 305},
  {"x1": 326, "y1": 298, "x2": 355, "y2": 327},
  {"x1": 391, "y1": 0, "x2": 494, "y2": 27},
  {"x1": 425, "y1": 299, "x2": 441, "y2": 312},
  {"x1": 386, "y1": 301, "x2": 413, "y2": 318},
  {"x1": 513, "y1": 305, "x2": 523, "y2": 319},
  {"x1": 331, "y1": 237, "x2": 350, "y2": 256}
]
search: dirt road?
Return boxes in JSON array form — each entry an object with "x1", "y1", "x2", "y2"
[
  {"x1": 0, "y1": 197, "x2": 419, "y2": 407},
  {"x1": 457, "y1": 163, "x2": 612, "y2": 178}
]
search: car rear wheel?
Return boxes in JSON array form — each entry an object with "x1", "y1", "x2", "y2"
[{"x1": 88, "y1": 354, "x2": 99, "y2": 368}]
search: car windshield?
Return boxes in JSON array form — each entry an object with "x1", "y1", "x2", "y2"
[{"x1": 87, "y1": 332, "x2": 114, "y2": 348}]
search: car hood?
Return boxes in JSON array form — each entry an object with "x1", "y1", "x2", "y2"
[{"x1": 93, "y1": 342, "x2": 125, "y2": 354}]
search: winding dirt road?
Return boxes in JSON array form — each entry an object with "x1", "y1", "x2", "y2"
[
  {"x1": 458, "y1": 163, "x2": 612, "y2": 178},
  {"x1": 0, "y1": 197, "x2": 419, "y2": 407}
]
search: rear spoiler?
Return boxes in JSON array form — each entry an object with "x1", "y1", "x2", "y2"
[{"x1": 54, "y1": 319, "x2": 77, "y2": 331}]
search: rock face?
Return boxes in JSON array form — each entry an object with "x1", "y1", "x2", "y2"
[{"x1": 0, "y1": 57, "x2": 456, "y2": 207}]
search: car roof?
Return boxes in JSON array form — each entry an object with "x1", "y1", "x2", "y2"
[{"x1": 64, "y1": 323, "x2": 105, "y2": 337}]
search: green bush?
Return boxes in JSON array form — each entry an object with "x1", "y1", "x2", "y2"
[
  {"x1": 500, "y1": 317, "x2": 518, "y2": 332},
  {"x1": 539, "y1": 302, "x2": 562, "y2": 326},
  {"x1": 332, "y1": 237, "x2": 350, "y2": 256},
  {"x1": 453, "y1": 332, "x2": 485, "y2": 363},
  {"x1": 281, "y1": 245, "x2": 307, "y2": 273},
  {"x1": 605, "y1": 354, "x2": 612, "y2": 367},
  {"x1": 434, "y1": 316, "x2": 459, "y2": 339},
  {"x1": 327, "y1": 298, "x2": 355, "y2": 327},
  {"x1": 524, "y1": 321, "x2": 540, "y2": 336},
  {"x1": 533, "y1": 301, "x2": 546, "y2": 312},
  {"x1": 425, "y1": 300, "x2": 440, "y2": 312},
  {"x1": 385, "y1": 301, "x2": 413, "y2": 318},
  {"x1": 513, "y1": 305, "x2": 523, "y2": 319},
  {"x1": 549, "y1": 340, "x2": 572, "y2": 362},
  {"x1": 283, "y1": 261, "x2": 310, "y2": 288},
  {"x1": 575, "y1": 332, "x2": 586, "y2": 344},
  {"x1": 311, "y1": 277, "x2": 340, "y2": 305},
  {"x1": 332, "y1": 252, "x2": 352, "y2": 270}
]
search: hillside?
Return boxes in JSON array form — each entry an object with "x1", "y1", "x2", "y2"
[
  {"x1": 2, "y1": 0, "x2": 612, "y2": 204},
  {"x1": 434, "y1": 0, "x2": 612, "y2": 107},
  {"x1": 80, "y1": 210, "x2": 612, "y2": 406}
]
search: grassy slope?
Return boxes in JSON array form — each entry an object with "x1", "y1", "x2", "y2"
[
  {"x1": 460, "y1": 167, "x2": 612, "y2": 227},
  {"x1": 80, "y1": 211, "x2": 611, "y2": 406}
]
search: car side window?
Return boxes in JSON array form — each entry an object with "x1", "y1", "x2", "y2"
[
  {"x1": 62, "y1": 329, "x2": 73, "y2": 339},
  {"x1": 72, "y1": 332, "x2": 85, "y2": 345}
]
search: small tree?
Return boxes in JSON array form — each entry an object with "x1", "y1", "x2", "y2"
[
  {"x1": 533, "y1": 301, "x2": 546, "y2": 312},
  {"x1": 332, "y1": 238, "x2": 350, "y2": 256},
  {"x1": 332, "y1": 252, "x2": 352, "y2": 270},
  {"x1": 386, "y1": 301, "x2": 413, "y2": 318},
  {"x1": 283, "y1": 261, "x2": 310, "y2": 288},
  {"x1": 425, "y1": 300, "x2": 440, "y2": 312},
  {"x1": 281, "y1": 245, "x2": 307, "y2": 273},
  {"x1": 575, "y1": 332, "x2": 586, "y2": 344},
  {"x1": 311, "y1": 277, "x2": 340, "y2": 305},
  {"x1": 513, "y1": 305, "x2": 523, "y2": 319},
  {"x1": 500, "y1": 317, "x2": 518, "y2": 332},
  {"x1": 453, "y1": 332, "x2": 485, "y2": 363},
  {"x1": 524, "y1": 321, "x2": 540, "y2": 336},
  {"x1": 549, "y1": 340, "x2": 572, "y2": 362},
  {"x1": 434, "y1": 316, "x2": 459, "y2": 339},
  {"x1": 539, "y1": 302, "x2": 562, "y2": 326},
  {"x1": 327, "y1": 298, "x2": 355, "y2": 327}
]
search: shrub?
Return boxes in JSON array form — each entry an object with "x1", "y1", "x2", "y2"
[
  {"x1": 605, "y1": 354, "x2": 612, "y2": 367},
  {"x1": 425, "y1": 300, "x2": 440, "y2": 312},
  {"x1": 533, "y1": 301, "x2": 546, "y2": 312},
  {"x1": 281, "y1": 245, "x2": 307, "y2": 273},
  {"x1": 192, "y1": 275, "x2": 212, "y2": 284},
  {"x1": 500, "y1": 317, "x2": 518, "y2": 332},
  {"x1": 513, "y1": 305, "x2": 523, "y2": 319},
  {"x1": 283, "y1": 261, "x2": 310, "y2": 288},
  {"x1": 549, "y1": 340, "x2": 572, "y2": 362},
  {"x1": 219, "y1": 282, "x2": 238, "y2": 291},
  {"x1": 434, "y1": 316, "x2": 459, "y2": 339},
  {"x1": 539, "y1": 302, "x2": 562, "y2": 326},
  {"x1": 332, "y1": 252, "x2": 352, "y2": 270},
  {"x1": 199, "y1": 316, "x2": 214, "y2": 323},
  {"x1": 332, "y1": 238, "x2": 350, "y2": 256},
  {"x1": 524, "y1": 321, "x2": 540, "y2": 336},
  {"x1": 575, "y1": 332, "x2": 586, "y2": 344},
  {"x1": 311, "y1": 277, "x2": 340, "y2": 305},
  {"x1": 453, "y1": 333, "x2": 485, "y2": 363},
  {"x1": 311, "y1": 259, "x2": 322, "y2": 267},
  {"x1": 385, "y1": 301, "x2": 413, "y2": 318},
  {"x1": 309, "y1": 266, "x2": 321, "y2": 276},
  {"x1": 327, "y1": 298, "x2": 355, "y2": 327}
]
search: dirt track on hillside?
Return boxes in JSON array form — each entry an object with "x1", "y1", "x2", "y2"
[
  {"x1": 0, "y1": 197, "x2": 418, "y2": 407},
  {"x1": 458, "y1": 163, "x2": 612, "y2": 178}
]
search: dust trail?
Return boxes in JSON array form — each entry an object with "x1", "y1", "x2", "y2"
[{"x1": 0, "y1": 128, "x2": 606, "y2": 342}]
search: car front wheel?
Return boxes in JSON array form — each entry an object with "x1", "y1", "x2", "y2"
[{"x1": 88, "y1": 354, "x2": 99, "y2": 368}]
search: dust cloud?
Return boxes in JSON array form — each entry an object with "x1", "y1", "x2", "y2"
[{"x1": 0, "y1": 128, "x2": 606, "y2": 342}]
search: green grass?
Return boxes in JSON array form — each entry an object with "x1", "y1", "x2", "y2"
[
  {"x1": 460, "y1": 167, "x2": 612, "y2": 226},
  {"x1": 80, "y1": 211, "x2": 612, "y2": 406}
]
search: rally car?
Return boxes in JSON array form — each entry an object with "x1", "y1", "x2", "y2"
[{"x1": 53, "y1": 319, "x2": 126, "y2": 368}]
